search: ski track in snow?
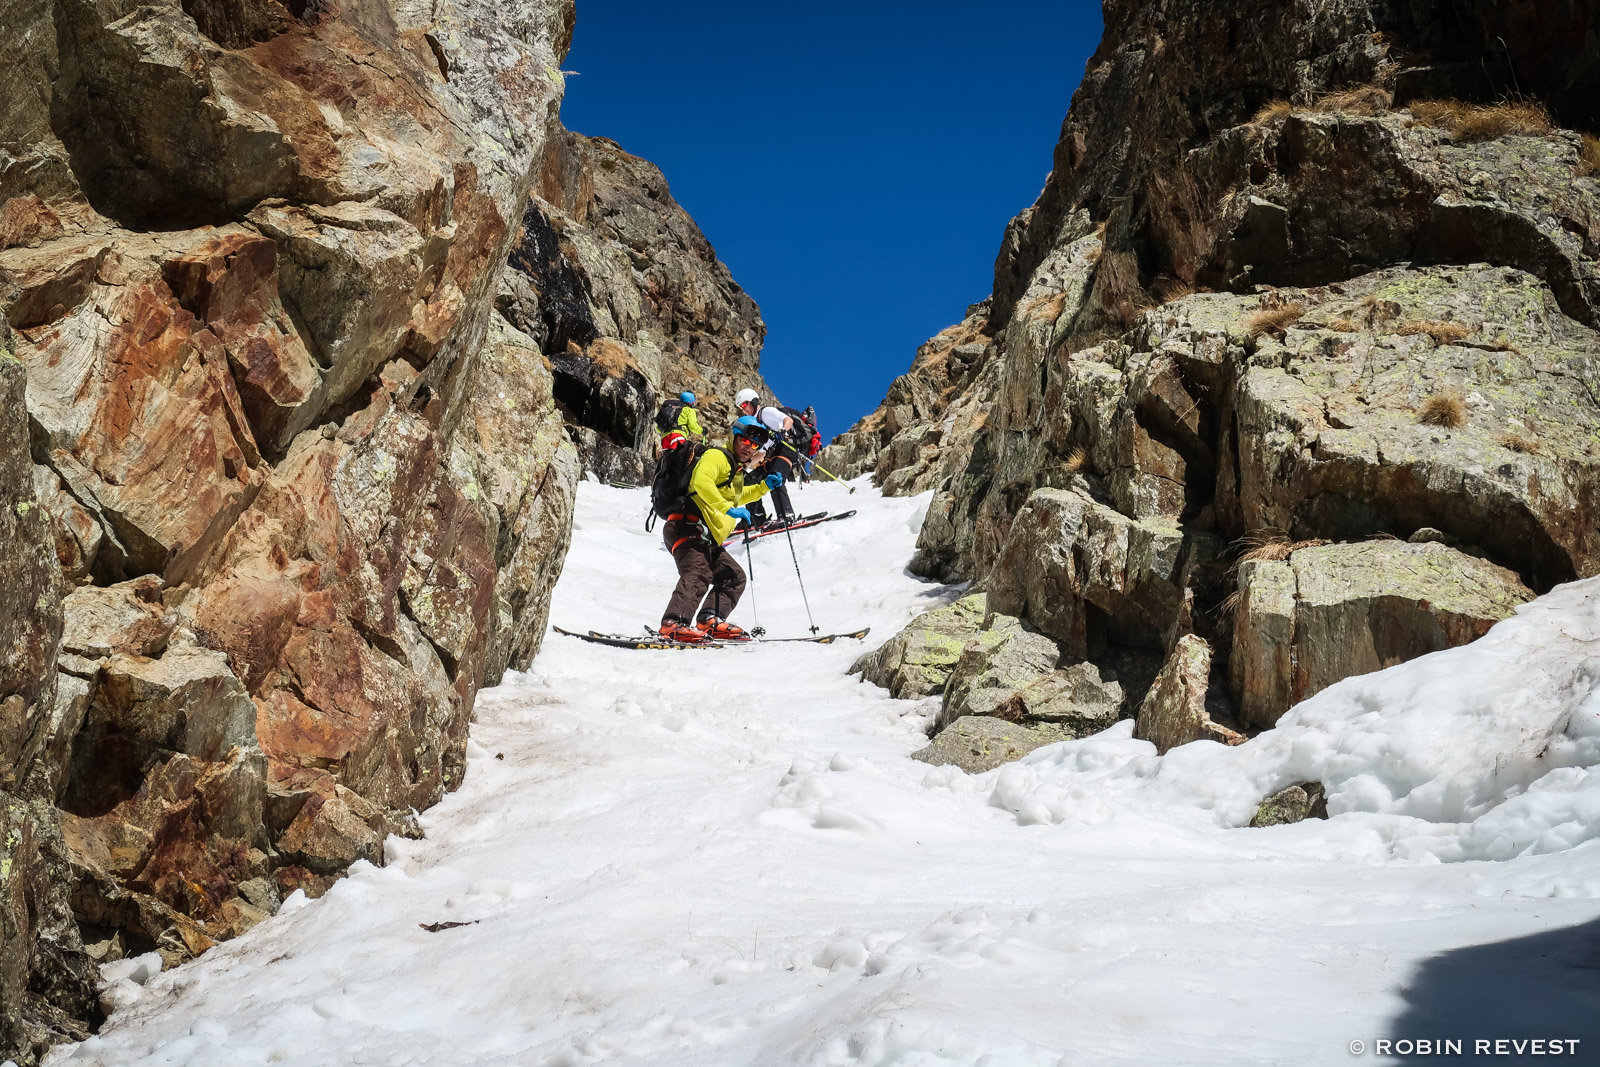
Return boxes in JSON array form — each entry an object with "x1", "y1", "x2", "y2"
[{"x1": 53, "y1": 481, "x2": 1600, "y2": 1066}]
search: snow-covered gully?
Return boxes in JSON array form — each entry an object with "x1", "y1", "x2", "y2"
[{"x1": 61, "y1": 482, "x2": 1600, "y2": 1066}]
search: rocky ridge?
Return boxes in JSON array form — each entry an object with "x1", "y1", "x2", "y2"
[
  {"x1": 0, "y1": 1, "x2": 772, "y2": 1061},
  {"x1": 498, "y1": 124, "x2": 773, "y2": 483},
  {"x1": 837, "y1": 2, "x2": 1598, "y2": 769}
]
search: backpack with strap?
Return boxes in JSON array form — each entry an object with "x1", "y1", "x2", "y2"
[
  {"x1": 654, "y1": 397, "x2": 687, "y2": 434},
  {"x1": 778, "y1": 405, "x2": 813, "y2": 448},
  {"x1": 646, "y1": 444, "x2": 733, "y2": 529}
]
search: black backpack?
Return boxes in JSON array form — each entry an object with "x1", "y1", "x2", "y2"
[
  {"x1": 779, "y1": 405, "x2": 813, "y2": 446},
  {"x1": 654, "y1": 397, "x2": 687, "y2": 433},
  {"x1": 646, "y1": 444, "x2": 732, "y2": 528}
]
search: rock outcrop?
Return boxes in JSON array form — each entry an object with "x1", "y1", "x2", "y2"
[
  {"x1": 1250, "y1": 782, "x2": 1330, "y2": 827},
  {"x1": 1133, "y1": 635, "x2": 1245, "y2": 755},
  {"x1": 937, "y1": 615, "x2": 1062, "y2": 727},
  {"x1": 2, "y1": 2, "x2": 774, "y2": 1054},
  {"x1": 499, "y1": 126, "x2": 772, "y2": 482},
  {"x1": 911, "y1": 716, "x2": 1074, "y2": 776},
  {"x1": 838, "y1": 0, "x2": 1600, "y2": 735},
  {"x1": 864, "y1": 596, "x2": 1127, "y2": 773},
  {"x1": 851, "y1": 593, "x2": 987, "y2": 699},
  {"x1": 0, "y1": 0, "x2": 592, "y2": 1056},
  {"x1": 1, "y1": 332, "x2": 98, "y2": 1064},
  {"x1": 1230, "y1": 540, "x2": 1532, "y2": 728}
]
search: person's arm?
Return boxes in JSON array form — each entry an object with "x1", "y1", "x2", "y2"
[
  {"x1": 680, "y1": 406, "x2": 704, "y2": 440},
  {"x1": 736, "y1": 477, "x2": 772, "y2": 506}
]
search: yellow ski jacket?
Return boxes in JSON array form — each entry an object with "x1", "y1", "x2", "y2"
[
  {"x1": 676, "y1": 404, "x2": 705, "y2": 441},
  {"x1": 688, "y1": 446, "x2": 770, "y2": 544}
]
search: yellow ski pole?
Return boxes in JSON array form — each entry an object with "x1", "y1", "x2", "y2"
[{"x1": 805, "y1": 457, "x2": 856, "y2": 494}]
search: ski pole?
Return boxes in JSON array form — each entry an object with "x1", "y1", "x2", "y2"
[
  {"x1": 807, "y1": 457, "x2": 856, "y2": 494},
  {"x1": 782, "y1": 521, "x2": 819, "y2": 634},
  {"x1": 743, "y1": 526, "x2": 760, "y2": 632}
]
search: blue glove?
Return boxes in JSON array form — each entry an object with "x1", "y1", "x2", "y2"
[
  {"x1": 727, "y1": 507, "x2": 752, "y2": 524},
  {"x1": 765, "y1": 471, "x2": 785, "y2": 489}
]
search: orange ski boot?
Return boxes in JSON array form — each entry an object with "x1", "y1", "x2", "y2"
[
  {"x1": 696, "y1": 617, "x2": 750, "y2": 641},
  {"x1": 657, "y1": 620, "x2": 708, "y2": 643}
]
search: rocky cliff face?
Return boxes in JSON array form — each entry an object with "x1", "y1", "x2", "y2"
[
  {"x1": 498, "y1": 125, "x2": 771, "y2": 483},
  {"x1": 0, "y1": 0, "x2": 582, "y2": 1058},
  {"x1": 839, "y1": 0, "x2": 1598, "y2": 748},
  {"x1": 1, "y1": 320, "x2": 99, "y2": 1063},
  {"x1": 1, "y1": 1, "x2": 772, "y2": 1056}
]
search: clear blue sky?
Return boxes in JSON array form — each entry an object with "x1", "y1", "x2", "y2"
[{"x1": 561, "y1": 2, "x2": 1103, "y2": 439}]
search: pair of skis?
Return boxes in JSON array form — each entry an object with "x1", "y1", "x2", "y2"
[
  {"x1": 553, "y1": 625, "x2": 871, "y2": 650},
  {"x1": 722, "y1": 509, "x2": 856, "y2": 547}
]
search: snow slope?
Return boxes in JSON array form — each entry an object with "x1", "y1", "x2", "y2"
[{"x1": 51, "y1": 481, "x2": 1600, "y2": 1066}]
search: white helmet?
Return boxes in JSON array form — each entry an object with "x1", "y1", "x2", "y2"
[{"x1": 735, "y1": 388, "x2": 760, "y2": 407}]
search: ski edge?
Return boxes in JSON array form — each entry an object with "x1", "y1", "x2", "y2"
[
  {"x1": 723, "y1": 510, "x2": 859, "y2": 547},
  {"x1": 553, "y1": 625, "x2": 716, "y2": 650}
]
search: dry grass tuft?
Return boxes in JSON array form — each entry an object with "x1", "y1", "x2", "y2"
[
  {"x1": 1252, "y1": 99, "x2": 1292, "y2": 125},
  {"x1": 1417, "y1": 390, "x2": 1466, "y2": 428},
  {"x1": 1245, "y1": 302, "x2": 1307, "y2": 339},
  {"x1": 1150, "y1": 276, "x2": 1194, "y2": 304},
  {"x1": 1219, "y1": 588, "x2": 1244, "y2": 619},
  {"x1": 1232, "y1": 530, "x2": 1330, "y2": 567},
  {"x1": 1580, "y1": 133, "x2": 1600, "y2": 178},
  {"x1": 1064, "y1": 445, "x2": 1089, "y2": 472},
  {"x1": 1496, "y1": 431, "x2": 1542, "y2": 454},
  {"x1": 1311, "y1": 85, "x2": 1392, "y2": 116},
  {"x1": 1023, "y1": 291, "x2": 1074, "y2": 324},
  {"x1": 1409, "y1": 98, "x2": 1552, "y2": 143},
  {"x1": 1328, "y1": 318, "x2": 1357, "y2": 332},
  {"x1": 587, "y1": 337, "x2": 638, "y2": 377},
  {"x1": 1396, "y1": 319, "x2": 1472, "y2": 345}
]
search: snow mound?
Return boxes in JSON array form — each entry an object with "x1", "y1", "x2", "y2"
[{"x1": 991, "y1": 576, "x2": 1600, "y2": 862}]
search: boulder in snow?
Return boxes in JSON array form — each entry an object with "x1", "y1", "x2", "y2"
[
  {"x1": 851, "y1": 593, "x2": 987, "y2": 699},
  {"x1": 1230, "y1": 540, "x2": 1535, "y2": 728},
  {"x1": 937, "y1": 614, "x2": 1062, "y2": 728},
  {"x1": 994, "y1": 662, "x2": 1124, "y2": 737},
  {"x1": 912, "y1": 716, "x2": 1073, "y2": 775},
  {"x1": 1250, "y1": 783, "x2": 1330, "y2": 827},
  {"x1": 987, "y1": 488, "x2": 1194, "y2": 658},
  {"x1": 1133, "y1": 635, "x2": 1243, "y2": 755}
]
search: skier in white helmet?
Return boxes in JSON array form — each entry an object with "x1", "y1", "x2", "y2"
[{"x1": 734, "y1": 388, "x2": 800, "y2": 527}]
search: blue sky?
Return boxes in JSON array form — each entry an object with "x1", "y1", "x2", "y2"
[{"x1": 561, "y1": 2, "x2": 1104, "y2": 438}]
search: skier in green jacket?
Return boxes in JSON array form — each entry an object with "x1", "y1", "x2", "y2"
[
  {"x1": 656, "y1": 417, "x2": 782, "y2": 642},
  {"x1": 658, "y1": 391, "x2": 705, "y2": 448}
]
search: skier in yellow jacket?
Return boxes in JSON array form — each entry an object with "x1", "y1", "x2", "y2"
[{"x1": 656, "y1": 417, "x2": 783, "y2": 642}]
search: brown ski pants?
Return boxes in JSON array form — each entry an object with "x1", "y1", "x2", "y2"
[{"x1": 660, "y1": 516, "x2": 746, "y2": 624}]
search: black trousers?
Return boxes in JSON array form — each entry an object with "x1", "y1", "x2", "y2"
[
  {"x1": 758, "y1": 443, "x2": 799, "y2": 519},
  {"x1": 661, "y1": 517, "x2": 746, "y2": 624}
]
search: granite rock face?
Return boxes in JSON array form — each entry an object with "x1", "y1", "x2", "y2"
[
  {"x1": 1, "y1": 2, "x2": 772, "y2": 1052},
  {"x1": 850, "y1": 594, "x2": 988, "y2": 699},
  {"x1": 1, "y1": 338, "x2": 98, "y2": 1065},
  {"x1": 1230, "y1": 540, "x2": 1532, "y2": 728},
  {"x1": 1133, "y1": 636, "x2": 1245, "y2": 755},
  {"x1": 839, "y1": 0, "x2": 1600, "y2": 728},
  {"x1": 500, "y1": 127, "x2": 773, "y2": 482},
  {"x1": 911, "y1": 716, "x2": 1075, "y2": 776},
  {"x1": 0, "y1": 1, "x2": 585, "y2": 1055},
  {"x1": 937, "y1": 615, "x2": 1061, "y2": 728}
]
